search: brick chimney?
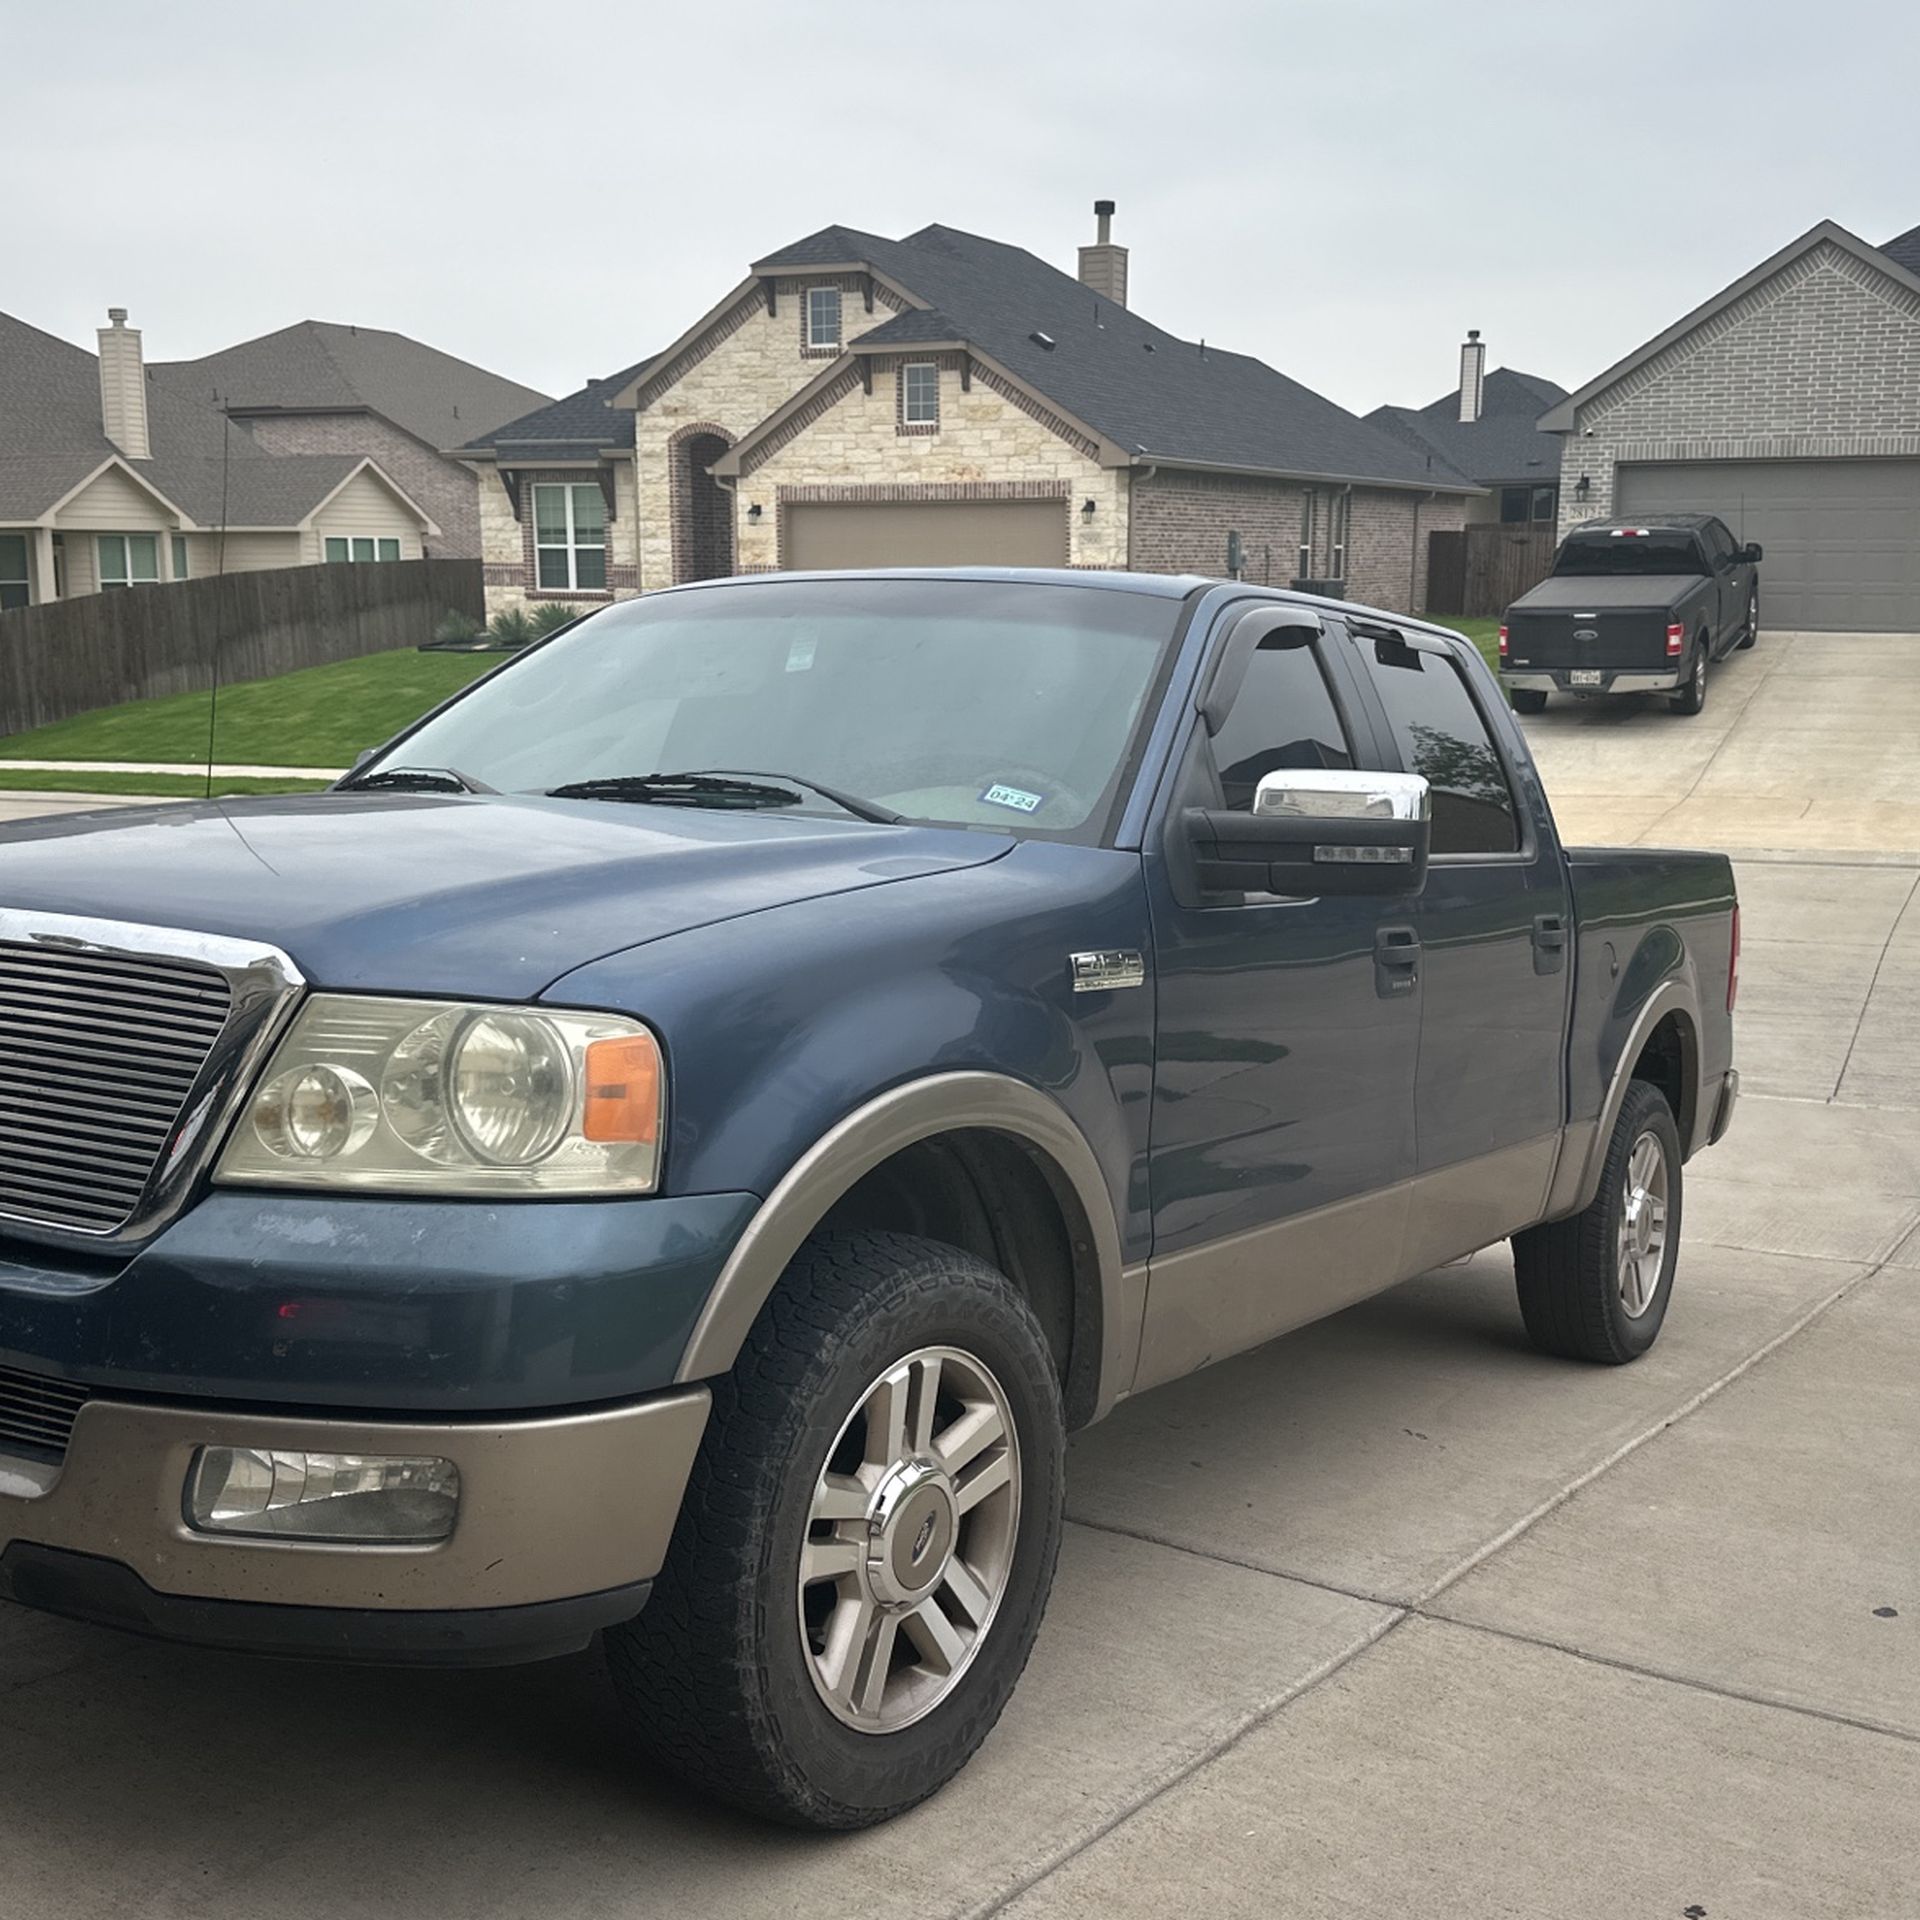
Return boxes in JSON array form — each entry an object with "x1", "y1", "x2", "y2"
[
  {"x1": 1078, "y1": 199, "x2": 1128, "y2": 309},
  {"x1": 1457, "y1": 328, "x2": 1486, "y2": 425},
  {"x1": 98, "y1": 308, "x2": 151, "y2": 460}
]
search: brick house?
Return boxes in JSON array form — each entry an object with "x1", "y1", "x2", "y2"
[
  {"x1": 1539, "y1": 220, "x2": 1920, "y2": 631},
  {"x1": 0, "y1": 309, "x2": 441, "y2": 608},
  {"x1": 456, "y1": 206, "x2": 1479, "y2": 615},
  {"x1": 154, "y1": 321, "x2": 549, "y2": 560}
]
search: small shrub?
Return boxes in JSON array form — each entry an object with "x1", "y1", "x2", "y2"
[
  {"x1": 487, "y1": 605, "x2": 537, "y2": 648},
  {"x1": 433, "y1": 609, "x2": 485, "y2": 644},
  {"x1": 529, "y1": 601, "x2": 585, "y2": 637}
]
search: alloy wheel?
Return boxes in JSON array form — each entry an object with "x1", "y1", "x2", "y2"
[
  {"x1": 798, "y1": 1345, "x2": 1020, "y2": 1733},
  {"x1": 1616, "y1": 1132, "x2": 1670, "y2": 1317}
]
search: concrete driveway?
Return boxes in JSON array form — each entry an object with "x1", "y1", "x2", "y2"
[
  {"x1": 3, "y1": 633, "x2": 1919, "y2": 1918},
  {"x1": 1524, "y1": 628, "x2": 1920, "y2": 857}
]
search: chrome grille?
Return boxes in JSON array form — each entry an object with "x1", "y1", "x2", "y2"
[
  {"x1": 0, "y1": 1361, "x2": 90, "y2": 1459},
  {"x1": 0, "y1": 940, "x2": 233, "y2": 1233}
]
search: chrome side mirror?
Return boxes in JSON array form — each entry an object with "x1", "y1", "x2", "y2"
[
  {"x1": 1252, "y1": 769, "x2": 1430, "y2": 824},
  {"x1": 1189, "y1": 770, "x2": 1431, "y2": 898}
]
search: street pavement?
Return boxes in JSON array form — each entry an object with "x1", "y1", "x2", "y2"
[{"x1": 1, "y1": 630, "x2": 1916, "y2": 1917}]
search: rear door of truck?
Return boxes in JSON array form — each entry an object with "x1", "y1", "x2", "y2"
[{"x1": 1336, "y1": 619, "x2": 1575, "y2": 1262}]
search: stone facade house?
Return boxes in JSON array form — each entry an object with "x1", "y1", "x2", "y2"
[
  {"x1": 1539, "y1": 220, "x2": 1920, "y2": 631},
  {"x1": 1369, "y1": 334, "x2": 1568, "y2": 526},
  {"x1": 0, "y1": 309, "x2": 440, "y2": 608},
  {"x1": 456, "y1": 207, "x2": 1479, "y2": 615},
  {"x1": 155, "y1": 320, "x2": 548, "y2": 560}
]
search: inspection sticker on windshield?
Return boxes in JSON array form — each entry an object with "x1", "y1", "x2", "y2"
[
  {"x1": 980, "y1": 782, "x2": 1045, "y2": 814},
  {"x1": 785, "y1": 637, "x2": 818, "y2": 672}
]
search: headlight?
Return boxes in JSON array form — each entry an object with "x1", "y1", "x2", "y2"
[{"x1": 215, "y1": 996, "x2": 663, "y2": 1195}]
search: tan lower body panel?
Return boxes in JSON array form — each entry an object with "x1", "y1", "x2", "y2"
[
  {"x1": 1133, "y1": 1136, "x2": 1559, "y2": 1392},
  {"x1": 0, "y1": 1388, "x2": 710, "y2": 1612}
]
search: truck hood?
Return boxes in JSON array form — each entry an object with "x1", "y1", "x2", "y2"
[
  {"x1": 1510, "y1": 574, "x2": 1704, "y2": 612},
  {"x1": 0, "y1": 792, "x2": 1011, "y2": 998}
]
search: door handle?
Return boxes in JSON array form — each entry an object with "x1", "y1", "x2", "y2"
[
  {"x1": 1375, "y1": 924, "x2": 1420, "y2": 998},
  {"x1": 1533, "y1": 912, "x2": 1568, "y2": 975}
]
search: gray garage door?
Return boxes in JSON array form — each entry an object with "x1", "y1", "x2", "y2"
[
  {"x1": 1615, "y1": 459, "x2": 1920, "y2": 632},
  {"x1": 782, "y1": 499, "x2": 1069, "y2": 571}
]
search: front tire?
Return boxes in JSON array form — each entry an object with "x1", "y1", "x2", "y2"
[
  {"x1": 1509, "y1": 687, "x2": 1549, "y2": 715},
  {"x1": 606, "y1": 1231, "x2": 1065, "y2": 1829},
  {"x1": 1669, "y1": 642, "x2": 1708, "y2": 715},
  {"x1": 1737, "y1": 590, "x2": 1760, "y2": 649},
  {"x1": 1511, "y1": 1080, "x2": 1683, "y2": 1363}
]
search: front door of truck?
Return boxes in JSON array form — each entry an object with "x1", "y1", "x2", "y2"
[
  {"x1": 1335, "y1": 621, "x2": 1572, "y2": 1269},
  {"x1": 1135, "y1": 608, "x2": 1422, "y2": 1389}
]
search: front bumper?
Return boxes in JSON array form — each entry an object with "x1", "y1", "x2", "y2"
[
  {"x1": 0, "y1": 1386, "x2": 709, "y2": 1663},
  {"x1": 1503, "y1": 667, "x2": 1685, "y2": 696}
]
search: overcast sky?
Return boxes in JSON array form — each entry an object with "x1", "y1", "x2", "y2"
[{"x1": 14, "y1": 0, "x2": 1919, "y2": 419}]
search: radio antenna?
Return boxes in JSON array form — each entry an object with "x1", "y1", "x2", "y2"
[{"x1": 204, "y1": 405, "x2": 233, "y2": 799}]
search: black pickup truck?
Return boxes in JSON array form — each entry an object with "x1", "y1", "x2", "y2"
[{"x1": 1500, "y1": 514, "x2": 1762, "y2": 716}]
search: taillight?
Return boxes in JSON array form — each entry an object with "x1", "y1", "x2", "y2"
[
  {"x1": 1728, "y1": 903, "x2": 1740, "y2": 1012},
  {"x1": 1498, "y1": 624, "x2": 1509, "y2": 659},
  {"x1": 1665, "y1": 623, "x2": 1686, "y2": 657}
]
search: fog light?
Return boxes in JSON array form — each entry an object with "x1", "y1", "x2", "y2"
[{"x1": 185, "y1": 1447, "x2": 459, "y2": 1544}]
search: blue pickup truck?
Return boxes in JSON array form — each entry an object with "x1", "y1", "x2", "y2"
[{"x1": 0, "y1": 570, "x2": 1738, "y2": 1828}]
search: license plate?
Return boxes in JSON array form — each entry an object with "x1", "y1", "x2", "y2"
[{"x1": 1570, "y1": 670, "x2": 1604, "y2": 688}]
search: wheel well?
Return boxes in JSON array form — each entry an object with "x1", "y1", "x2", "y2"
[
  {"x1": 1630, "y1": 1012, "x2": 1697, "y2": 1147},
  {"x1": 817, "y1": 1128, "x2": 1101, "y2": 1427}
]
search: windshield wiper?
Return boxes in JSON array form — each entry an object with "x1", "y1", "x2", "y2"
[
  {"x1": 338, "y1": 765, "x2": 496, "y2": 795},
  {"x1": 682, "y1": 768, "x2": 903, "y2": 824},
  {"x1": 545, "y1": 770, "x2": 901, "y2": 824}
]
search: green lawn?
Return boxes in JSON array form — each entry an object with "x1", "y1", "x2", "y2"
[
  {"x1": 0, "y1": 769, "x2": 329, "y2": 798},
  {"x1": 0, "y1": 647, "x2": 503, "y2": 768}
]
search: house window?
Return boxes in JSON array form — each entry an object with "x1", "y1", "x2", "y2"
[
  {"x1": 324, "y1": 536, "x2": 403, "y2": 563},
  {"x1": 806, "y1": 286, "x2": 843, "y2": 352},
  {"x1": 901, "y1": 362, "x2": 940, "y2": 428},
  {"x1": 0, "y1": 533, "x2": 28, "y2": 610},
  {"x1": 1502, "y1": 485, "x2": 1558, "y2": 524},
  {"x1": 172, "y1": 535, "x2": 189, "y2": 580},
  {"x1": 533, "y1": 483, "x2": 607, "y2": 591},
  {"x1": 97, "y1": 533, "x2": 159, "y2": 588}
]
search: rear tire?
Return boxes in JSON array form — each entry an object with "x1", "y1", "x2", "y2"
[
  {"x1": 606, "y1": 1231, "x2": 1065, "y2": 1829},
  {"x1": 1669, "y1": 642, "x2": 1708, "y2": 715},
  {"x1": 1512, "y1": 1080, "x2": 1683, "y2": 1364},
  {"x1": 1509, "y1": 688, "x2": 1549, "y2": 715}
]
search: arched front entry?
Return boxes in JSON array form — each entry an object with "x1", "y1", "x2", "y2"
[{"x1": 670, "y1": 425, "x2": 736, "y2": 583}]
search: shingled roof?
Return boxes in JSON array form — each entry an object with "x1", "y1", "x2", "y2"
[
  {"x1": 0, "y1": 309, "x2": 434, "y2": 530},
  {"x1": 156, "y1": 321, "x2": 549, "y2": 453},
  {"x1": 736, "y1": 223, "x2": 1477, "y2": 491},
  {"x1": 449, "y1": 356, "x2": 654, "y2": 460},
  {"x1": 1366, "y1": 366, "x2": 1568, "y2": 491},
  {"x1": 1878, "y1": 222, "x2": 1920, "y2": 278}
]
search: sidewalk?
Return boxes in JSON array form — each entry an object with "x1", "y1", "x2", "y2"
[{"x1": 0, "y1": 757, "x2": 343, "y2": 780}]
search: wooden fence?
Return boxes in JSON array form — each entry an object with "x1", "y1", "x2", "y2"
[
  {"x1": 1425, "y1": 524, "x2": 1557, "y2": 617},
  {"x1": 0, "y1": 558, "x2": 484, "y2": 739}
]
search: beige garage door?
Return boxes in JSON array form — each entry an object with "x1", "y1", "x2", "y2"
[
  {"x1": 782, "y1": 499, "x2": 1069, "y2": 571},
  {"x1": 1615, "y1": 459, "x2": 1920, "y2": 632}
]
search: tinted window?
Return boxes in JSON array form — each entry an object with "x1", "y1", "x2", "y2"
[
  {"x1": 1211, "y1": 633, "x2": 1352, "y2": 809},
  {"x1": 1554, "y1": 532, "x2": 1707, "y2": 577},
  {"x1": 1367, "y1": 637, "x2": 1520, "y2": 855}
]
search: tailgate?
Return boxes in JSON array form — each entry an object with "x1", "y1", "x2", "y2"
[{"x1": 1505, "y1": 605, "x2": 1671, "y2": 671}]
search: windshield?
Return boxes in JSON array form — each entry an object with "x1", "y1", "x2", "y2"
[
  {"x1": 368, "y1": 577, "x2": 1182, "y2": 840},
  {"x1": 1554, "y1": 534, "x2": 1706, "y2": 578}
]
